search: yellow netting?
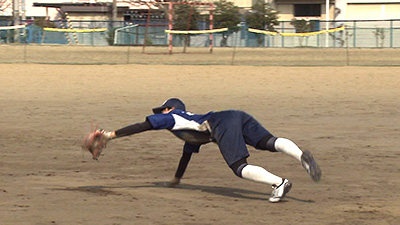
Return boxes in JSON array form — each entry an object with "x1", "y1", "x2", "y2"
[
  {"x1": 43, "y1": 28, "x2": 107, "y2": 33},
  {"x1": 165, "y1": 28, "x2": 228, "y2": 34},
  {"x1": 248, "y1": 26, "x2": 345, "y2": 36}
]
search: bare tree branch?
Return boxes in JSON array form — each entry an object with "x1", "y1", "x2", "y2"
[{"x1": 0, "y1": 0, "x2": 12, "y2": 13}]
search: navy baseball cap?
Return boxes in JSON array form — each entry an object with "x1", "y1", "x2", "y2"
[{"x1": 152, "y1": 98, "x2": 186, "y2": 114}]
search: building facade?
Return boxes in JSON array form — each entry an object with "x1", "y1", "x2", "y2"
[{"x1": 2, "y1": 0, "x2": 400, "y2": 23}]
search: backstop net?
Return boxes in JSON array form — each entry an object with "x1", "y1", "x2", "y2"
[
  {"x1": 166, "y1": 2, "x2": 218, "y2": 54},
  {"x1": 111, "y1": 1, "x2": 226, "y2": 54}
]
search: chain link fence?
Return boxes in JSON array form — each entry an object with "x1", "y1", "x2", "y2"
[
  {"x1": 1, "y1": 45, "x2": 399, "y2": 66},
  {"x1": 1, "y1": 19, "x2": 400, "y2": 47},
  {"x1": 1, "y1": 19, "x2": 400, "y2": 66}
]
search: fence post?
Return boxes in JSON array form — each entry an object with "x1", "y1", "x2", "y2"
[
  {"x1": 281, "y1": 22, "x2": 284, "y2": 47},
  {"x1": 390, "y1": 20, "x2": 393, "y2": 48},
  {"x1": 353, "y1": 21, "x2": 356, "y2": 48}
]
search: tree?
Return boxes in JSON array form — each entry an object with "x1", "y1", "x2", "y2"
[
  {"x1": 33, "y1": 17, "x2": 56, "y2": 28},
  {"x1": 172, "y1": 4, "x2": 200, "y2": 51},
  {"x1": 290, "y1": 19, "x2": 317, "y2": 47},
  {"x1": 0, "y1": 0, "x2": 11, "y2": 15},
  {"x1": 245, "y1": 0, "x2": 279, "y2": 46},
  {"x1": 213, "y1": 0, "x2": 241, "y2": 47},
  {"x1": 373, "y1": 28, "x2": 385, "y2": 48}
]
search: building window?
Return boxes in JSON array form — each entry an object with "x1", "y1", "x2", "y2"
[{"x1": 294, "y1": 4, "x2": 321, "y2": 17}]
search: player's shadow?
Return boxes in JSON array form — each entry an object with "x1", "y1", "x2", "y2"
[
  {"x1": 72, "y1": 182, "x2": 313, "y2": 203},
  {"x1": 152, "y1": 182, "x2": 313, "y2": 203},
  {"x1": 157, "y1": 182, "x2": 267, "y2": 201}
]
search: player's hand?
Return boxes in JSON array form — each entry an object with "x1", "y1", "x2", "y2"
[
  {"x1": 100, "y1": 129, "x2": 114, "y2": 140},
  {"x1": 165, "y1": 177, "x2": 180, "y2": 187}
]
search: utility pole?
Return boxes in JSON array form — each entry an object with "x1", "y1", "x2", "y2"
[
  {"x1": 112, "y1": 0, "x2": 117, "y2": 27},
  {"x1": 13, "y1": 0, "x2": 20, "y2": 25},
  {"x1": 13, "y1": 0, "x2": 20, "y2": 43},
  {"x1": 21, "y1": 0, "x2": 26, "y2": 22},
  {"x1": 325, "y1": 0, "x2": 329, "y2": 47}
]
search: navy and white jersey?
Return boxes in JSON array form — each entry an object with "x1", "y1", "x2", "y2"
[
  {"x1": 147, "y1": 109, "x2": 273, "y2": 166},
  {"x1": 146, "y1": 109, "x2": 214, "y2": 146},
  {"x1": 147, "y1": 109, "x2": 213, "y2": 131}
]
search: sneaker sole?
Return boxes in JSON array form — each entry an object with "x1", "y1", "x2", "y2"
[{"x1": 302, "y1": 151, "x2": 321, "y2": 182}]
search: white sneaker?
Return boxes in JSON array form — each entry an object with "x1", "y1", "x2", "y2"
[{"x1": 269, "y1": 179, "x2": 292, "y2": 203}]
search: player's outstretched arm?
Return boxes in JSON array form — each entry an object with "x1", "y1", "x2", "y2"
[
  {"x1": 112, "y1": 120, "x2": 152, "y2": 138},
  {"x1": 97, "y1": 121, "x2": 152, "y2": 143}
]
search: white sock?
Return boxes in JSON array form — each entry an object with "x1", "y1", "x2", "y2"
[
  {"x1": 274, "y1": 138, "x2": 303, "y2": 162},
  {"x1": 241, "y1": 165, "x2": 283, "y2": 186}
]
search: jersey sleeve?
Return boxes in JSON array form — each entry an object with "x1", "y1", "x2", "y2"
[
  {"x1": 114, "y1": 120, "x2": 152, "y2": 137},
  {"x1": 146, "y1": 113, "x2": 175, "y2": 130}
]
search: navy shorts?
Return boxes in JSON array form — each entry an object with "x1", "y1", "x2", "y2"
[{"x1": 208, "y1": 110, "x2": 272, "y2": 166}]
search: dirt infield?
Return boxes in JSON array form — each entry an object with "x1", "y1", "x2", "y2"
[{"x1": 1, "y1": 64, "x2": 399, "y2": 225}]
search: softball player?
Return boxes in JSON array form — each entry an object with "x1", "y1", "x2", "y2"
[{"x1": 101, "y1": 98, "x2": 321, "y2": 203}]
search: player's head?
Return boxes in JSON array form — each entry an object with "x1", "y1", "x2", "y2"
[{"x1": 152, "y1": 98, "x2": 186, "y2": 114}]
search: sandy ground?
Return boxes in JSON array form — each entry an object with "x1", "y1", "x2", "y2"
[{"x1": 0, "y1": 64, "x2": 399, "y2": 225}]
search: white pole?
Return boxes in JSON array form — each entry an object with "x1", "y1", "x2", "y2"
[
  {"x1": 21, "y1": 0, "x2": 26, "y2": 22},
  {"x1": 326, "y1": 0, "x2": 329, "y2": 47}
]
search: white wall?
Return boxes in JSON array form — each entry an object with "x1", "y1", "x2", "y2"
[
  {"x1": 27, "y1": 0, "x2": 58, "y2": 19},
  {"x1": 347, "y1": 3, "x2": 400, "y2": 20},
  {"x1": 3, "y1": 0, "x2": 400, "y2": 22},
  {"x1": 0, "y1": 0, "x2": 58, "y2": 19}
]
